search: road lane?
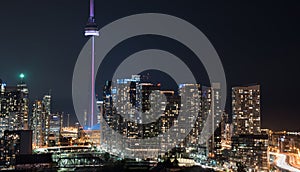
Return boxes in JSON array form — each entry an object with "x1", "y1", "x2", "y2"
[{"x1": 270, "y1": 152, "x2": 300, "y2": 172}]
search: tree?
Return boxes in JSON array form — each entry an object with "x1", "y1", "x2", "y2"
[
  {"x1": 163, "y1": 157, "x2": 172, "y2": 168},
  {"x1": 103, "y1": 152, "x2": 110, "y2": 162},
  {"x1": 173, "y1": 157, "x2": 179, "y2": 167},
  {"x1": 236, "y1": 162, "x2": 246, "y2": 172}
]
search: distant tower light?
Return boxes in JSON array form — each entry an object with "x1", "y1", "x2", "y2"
[
  {"x1": 19, "y1": 73, "x2": 25, "y2": 79},
  {"x1": 19, "y1": 73, "x2": 25, "y2": 83}
]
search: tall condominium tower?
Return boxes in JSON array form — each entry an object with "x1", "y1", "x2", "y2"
[
  {"x1": 30, "y1": 94, "x2": 51, "y2": 148},
  {"x1": 102, "y1": 76, "x2": 207, "y2": 159},
  {"x1": 42, "y1": 94, "x2": 51, "y2": 146},
  {"x1": 231, "y1": 84, "x2": 268, "y2": 172},
  {"x1": 48, "y1": 113, "x2": 63, "y2": 147},
  {"x1": 101, "y1": 76, "x2": 159, "y2": 156},
  {"x1": 194, "y1": 83, "x2": 222, "y2": 158},
  {"x1": 31, "y1": 100, "x2": 45, "y2": 148},
  {"x1": 0, "y1": 77, "x2": 29, "y2": 137},
  {"x1": 201, "y1": 83, "x2": 222, "y2": 140},
  {"x1": 180, "y1": 83, "x2": 201, "y2": 147},
  {"x1": 232, "y1": 85, "x2": 261, "y2": 135}
]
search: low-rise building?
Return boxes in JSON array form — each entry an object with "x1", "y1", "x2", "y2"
[{"x1": 231, "y1": 134, "x2": 268, "y2": 172}]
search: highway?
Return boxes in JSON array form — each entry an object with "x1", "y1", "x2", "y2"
[
  {"x1": 286, "y1": 153, "x2": 300, "y2": 170},
  {"x1": 270, "y1": 152, "x2": 300, "y2": 172}
]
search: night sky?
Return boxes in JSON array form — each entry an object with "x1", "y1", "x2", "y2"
[{"x1": 0, "y1": 1, "x2": 299, "y2": 131}]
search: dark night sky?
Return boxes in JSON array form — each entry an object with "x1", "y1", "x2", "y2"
[{"x1": 0, "y1": 1, "x2": 299, "y2": 131}]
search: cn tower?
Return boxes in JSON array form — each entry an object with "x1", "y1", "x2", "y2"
[{"x1": 84, "y1": 0, "x2": 99, "y2": 128}]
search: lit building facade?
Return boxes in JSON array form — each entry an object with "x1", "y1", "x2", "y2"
[
  {"x1": 180, "y1": 84, "x2": 201, "y2": 148},
  {"x1": 101, "y1": 75, "x2": 206, "y2": 159},
  {"x1": 269, "y1": 131, "x2": 300, "y2": 153},
  {"x1": 232, "y1": 85, "x2": 261, "y2": 135},
  {"x1": 231, "y1": 134, "x2": 268, "y2": 172},
  {"x1": 158, "y1": 91, "x2": 180, "y2": 156},
  {"x1": 0, "y1": 79, "x2": 29, "y2": 137},
  {"x1": 60, "y1": 127, "x2": 78, "y2": 139},
  {"x1": 0, "y1": 130, "x2": 32, "y2": 169},
  {"x1": 48, "y1": 113, "x2": 63, "y2": 146},
  {"x1": 31, "y1": 100, "x2": 45, "y2": 148},
  {"x1": 102, "y1": 76, "x2": 166, "y2": 158},
  {"x1": 30, "y1": 94, "x2": 51, "y2": 148},
  {"x1": 220, "y1": 112, "x2": 229, "y2": 141},
  {"x1": 96, "y1": 100, "x2": 103, "y2": 125},
  {"x1": 195, "y1": 83, "x2": 222, "y2": 159},
  {"x1": 231, "y1": 84, "x2": 268, "y2": 171},
  {"x1": 42, "y1": 94, "x2": 51, "y2": 146}
]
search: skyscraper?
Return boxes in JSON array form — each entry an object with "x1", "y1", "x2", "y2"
[
  {"x1": 16, "y1": 81, "x2": 29, "y2": 131},
  {"x1": 0, "y1": 78, "x2": 29, "y2": 137},
  {"x1": 195, "y1": 83, "x2": 222, "y2": 158},
  {"x1": 101, "y1": 75, "x2": 210, "y2": 159},
  {"x1": 180, "y1": 83, "x2": 201, "y2": 148},
  {"x1": 231, "y1": 84, "x2": 268, "y2": 171},
  {"x1": 30, "y1": 94, "x2": 51, "y2": 148},
  {"x1": 42, "y1": 94, "x2": 51, "y2": 146},
  {"x1": 31, "y1": 100, "x2": 45, "y2": 148},
  {"x1": 232, "y1": 85, "x2": 261, "y2": 135},
  {"x1": 231, "y1": 134, "x2": 268, "y2": 171},
  {"x1": 48, "y1": 113, "x2": 63, "y2": 147},
  {"x1": 0, "y1": 130, "x2": 32, "y2": 169},
  {"x1": 102, "y1": 76, "x2": 163, "y2": 157}
]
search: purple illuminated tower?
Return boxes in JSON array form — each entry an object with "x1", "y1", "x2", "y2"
[{"x1": 84, "y1": 0, "x2": 99, "y2": 128}]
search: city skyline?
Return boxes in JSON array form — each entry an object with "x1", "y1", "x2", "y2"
[
  {"x1": 0, "y1": 1, "x2": 299, "y2": 131},
  {"x1": 1, "y1": 1, "x2": 300, "y2": 171},
  {"x1": 1, "y1": 74, "x2": 299, "y2": 171}
]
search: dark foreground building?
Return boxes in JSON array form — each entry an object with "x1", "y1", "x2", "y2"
[
  {"x1": 15, "y1": 153, "x2": 53, "y2": 170},
  {"x1": 0, "y1": 130, "x2": 32, "y2": 169},
  {"x1": 231, "y1": 134, "x2": 268, "y2": 172}
]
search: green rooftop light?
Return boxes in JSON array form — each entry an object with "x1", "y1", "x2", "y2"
[{"x1": 19, "y1": 73, "x2": 25, "y2": 79}]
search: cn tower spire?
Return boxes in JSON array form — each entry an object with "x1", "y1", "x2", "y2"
[
  {"x1": 90, "y1": 0, "x2": 94, "y2": 17},
  {"x1": 85, "y1": 0, "x2": 99, "y2": 128},
  {"x1": 85, "y1": 0, "x2": 99, "y2": 36}
]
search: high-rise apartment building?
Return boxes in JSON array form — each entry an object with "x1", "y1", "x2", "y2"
[
  {"x1": 102, "y1": 76, "x2": 206, "y2": 159},
  {"x1": 102, "y1": 76, "x2": 166, "y2": 158},
  {"x1": 195, "y1": 83, "x2": 222, "y2": 158},
  {"x1": 232, "y1": 85, "x2": 261, "y2": 135},
  {"x1": 31, "y1": 100, "x2": 45, "y2": 148},
  {"x1": 0, "y1": 130, "x2": 32, "y2": 168},
  {"x1": 0, "y1": 79, "x2": 29, "y2": 137},
  {"x1": 30, "y1": 94, "x2": 51, "y2": 148},
  {"x1": 231, "y1": 134, "x2": 269, "y2": 172},
  {"x1": 231, "y1": 84, "x2": 268, "y2": 172},
  {"x1": 48, "y1": 113, "x2": 63, "y2": 146},
  {"x1": 180, "y1": 84, "x2": 201, "y2": 148},
  {"x1": 42, "y1": 94, "x2": 51, "y2": 146}
]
